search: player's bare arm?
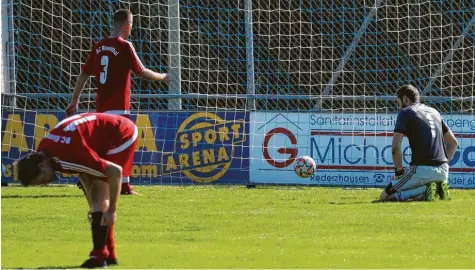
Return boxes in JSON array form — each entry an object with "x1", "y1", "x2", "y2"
[
  {"x1": 392, "y1": 132, "x2": 404, "y2": 169},
  {"x1": 379, "y1": 132, "x2": 405, "y2": 200},
  {"x1": 102, "y1": 161, "x2": 123, "y2": 226},
  {"x1": 443, "y1": 130, "x2": 458, "y2": 161},
  {"x1": 139, "y1": 68, "x2": 170, "y2": 83},
  {"x1": 66, "y1": 71, "x2": 90, "y2": 116}
]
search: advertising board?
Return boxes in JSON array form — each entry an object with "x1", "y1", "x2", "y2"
[
  {"x1": 250, "y1": 113, "x2": 475, "y2": 188},
  {"x1": 1, "y1": 111, "x2": 249, "y2": 184}
]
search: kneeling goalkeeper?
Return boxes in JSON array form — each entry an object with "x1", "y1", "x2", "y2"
[{"x1": 380, "y1": 85, "x2": 458, "y2": 202}]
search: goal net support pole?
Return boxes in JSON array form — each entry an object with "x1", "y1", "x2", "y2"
[
  {"x1": 245, "y1": 0, "x2": 256, "y2": 111},
  {"x1": 315, "y1": 0, "x2": 383, "y2": 109},
  {"x1": 168, "y1": 0, "x2": 182, "y2": 110},
  {"x1": 422, "y1": 11, "x2": 475, "y2": 95},
  {"x1": 1, "y1": 0, "x2": 16, "y2": 107}
]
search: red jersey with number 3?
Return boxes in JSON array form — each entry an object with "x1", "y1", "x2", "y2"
[
  {"x1": 82, "y1": 37, "x2": 144, "y2": 114},
  {"x1": 37, "y1": 113, "x2": 137, "y2": 177}
]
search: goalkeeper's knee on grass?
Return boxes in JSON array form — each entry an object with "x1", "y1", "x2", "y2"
[
  {"x1": 380, "y1": 181, "x2": 441, "y2": 202},
  {"x1": 379, "y1": 182, "x2": 393, "y2": 200}
]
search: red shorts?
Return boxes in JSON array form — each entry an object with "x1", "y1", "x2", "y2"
[
  {"x1": 104, "y1": 119, "x2": 137, "y2": 177},
  {"x1": 99, "y1": 110, "x2": 130, "y2": 119}
]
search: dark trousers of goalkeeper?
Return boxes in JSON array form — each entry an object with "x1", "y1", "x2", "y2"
[{"x1": 380, "y1": 164, "x2": 450, "y2": 202}]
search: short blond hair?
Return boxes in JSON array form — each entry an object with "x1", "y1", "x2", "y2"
[{"x1": 113, "y1": 9, "x2": 132, "y2": 27}]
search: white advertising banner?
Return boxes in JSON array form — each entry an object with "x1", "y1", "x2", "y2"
[{"x1": 250, "y1": 112, "x2": 475, "y2": 188}]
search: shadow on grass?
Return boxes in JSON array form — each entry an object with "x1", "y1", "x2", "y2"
[
  {"x1": 328, "y1": 201, "x2": 374, "y2": 205},
  {"x1": 329, "y1": 199, "x2": 427, "y2": 205},
  {"x1": 370, "y1": 199, "x2": 428, "y2": 203},
  {"x1": 12, "y1": 265, "x2": 80, "y2": 269},
  {"x1": 38, "y1": 265, "x2": 81, "y2": 269},
  {"x1": 2, "y1": 194, "x2": 84, "y2": 199}
]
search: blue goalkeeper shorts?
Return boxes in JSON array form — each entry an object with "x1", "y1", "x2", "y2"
[{"x1": 389, "y1": 163, "x2": 449, "y2": 193}]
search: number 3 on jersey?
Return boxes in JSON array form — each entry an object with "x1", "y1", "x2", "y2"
[
  {"x1": 425, "y1": 112, "x2": 436, "y2": 138},
  {"x1": 100, "y1": 55, "x2": 109, "y2": 84}
]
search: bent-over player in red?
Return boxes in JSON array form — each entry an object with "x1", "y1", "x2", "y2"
[
  {"x1": 15, "y1": 113, "x2": 138, "y2": 268},
  {"x1": 66, "y1": 9, "x2": 169, "y2": 194}
]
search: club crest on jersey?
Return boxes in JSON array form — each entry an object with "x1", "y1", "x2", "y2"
[{"x1": 161, "y1": 112, "x2": 246, "y2": 183}]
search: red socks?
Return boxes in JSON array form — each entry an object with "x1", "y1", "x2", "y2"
[
  {"x1": 89, "y1": 247, "x2": 109, "y2": 261},
  {"x1": 89, "y1": 212, "x2": 109, "y2": 261},
  {"x1": 121, "y1": 182, "x2": 133, "y2": 194},
  {"x1": 88, "y1": 218, "x2": 116, "y2": 261},
  {"x1": 107, "y1": 224, "x2": 116, "y2": 259}
]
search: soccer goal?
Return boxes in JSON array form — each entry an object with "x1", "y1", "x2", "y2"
[{"x1": 1, "y1": 0, "x2": 474, "y2": 188}]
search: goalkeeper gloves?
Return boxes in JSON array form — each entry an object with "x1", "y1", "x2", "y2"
[
  {"x1": 394, "y1": 167, "x2": 406, "y2": 177},
  {"x1": 386, "y1": 167, "x2": 407, "y2": 194},
  {"x1": 392, "y1": 167, "x2": 406, "y2": 180}
]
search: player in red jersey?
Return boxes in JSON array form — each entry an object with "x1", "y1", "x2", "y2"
[
  {"x1": 66, "y1": 9, "x2": 169, "y2": 194},
  {"x1": 15, "y1": 113, "x2": 138, "y2": 268}
]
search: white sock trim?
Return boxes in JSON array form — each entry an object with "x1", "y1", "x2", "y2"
[{"x1": 122, "y1": 176, "x2": 130, "y2": 184}]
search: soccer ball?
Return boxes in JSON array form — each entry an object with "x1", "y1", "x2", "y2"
[{"x1": 293, "y1": 156, "x2": 316, "y2": 178}]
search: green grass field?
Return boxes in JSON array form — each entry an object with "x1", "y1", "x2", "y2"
[{"x1": 2, "y1": 185, "x2": 475, "y2": 269}]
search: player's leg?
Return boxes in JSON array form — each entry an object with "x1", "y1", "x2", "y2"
[
  {"x1": 100, "y1": 112, "x2": 136, "y2": 195},
  {"x1": 78, "y1": 174, "x2": 94, "y2": 202},
  {"x1": 386, "y1": 185, "x2": 426, "y2": 201},
  {"x1": 437, "y1": 181, "x2": 450, "y2": 200},
  {"x1": 76, "y1": 175, "x2": 90, "y2": 201},
  {"x1": 393, "y1": 165, "x2": 447, "y2": 191},
  {"x1": 81, "y1": 179, "x2": 110, "y2": 268},
  {"x1": 102, "y1": 124, "x2": 138, "y2": 264},
  {"x1": 119, "y1": 114, "x2": 138, "y2": 195},
  {"x1": 436, "y1": 163, "x2": 450, "y2": 200},
  {"x1": 380, "y1": 166, "x2": 417, "y2": 200},
  {"x1": 386, "y1": 182, "x2": 438, "y2": 202},
  {"x1": 78, "y1": 174, "x2": 94, "y2": 221},
  {"x1": 121, "y1": 175, "x2": 138, "y2": 195},
  {"x1": 381, "y1": 166, "x2": 439, "y2": 201},
  {"x1": 412, "y1": 164, "x2": 449, "y2": 201},
  {"x1": 413, "y1": 163, "x2": 450, "y2": 200},
  {"x1": 80, "y1": 175, "x2": 119, "y2": 266}
]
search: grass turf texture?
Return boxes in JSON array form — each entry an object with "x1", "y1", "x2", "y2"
[{"x1": 2, "y1": 185, "x2": 475, "y2": 269}]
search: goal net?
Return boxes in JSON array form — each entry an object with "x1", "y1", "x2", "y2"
[{"x1": 1, "y1": 0, "x2": 474, "y2": 188}]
